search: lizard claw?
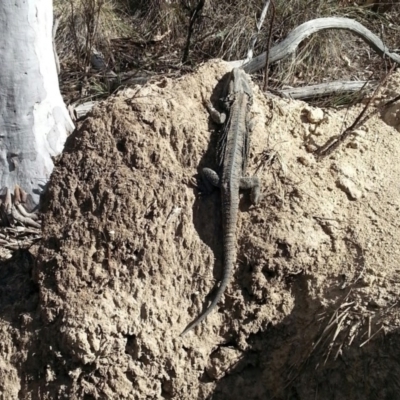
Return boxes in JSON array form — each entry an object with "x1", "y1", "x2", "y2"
[
  {"x1": 189, "y1": 176, "x2": 205, "y2": 197},
  {"x1": 188, "y1": 175, "x2": 213, "y2": 199}
]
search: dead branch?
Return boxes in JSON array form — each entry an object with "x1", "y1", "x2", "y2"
[
  {"x1": 182, "y1": 0, "x2": 206, "y2": 64},
  {"x1": 73, "y1": 17, "x2": 400, "y2": 119},
  {"x1": 276, "y1": 80, "x2": 377, "y2": 99},
  {"x1": 227, "y1": 17, "x2": 400, "y2": 72},
  {"x1": 72, "y1": 101, "x2": 97, "y2": 120},
  {"x1": 263, "y1": 0, "x2": 275, "y2": 91},
  {"x1": 245, "y1": 0, "x2": 271, "y2": 63},
  {"x1": 316, "y1": 65, "x2": 395, "y2": 158}
]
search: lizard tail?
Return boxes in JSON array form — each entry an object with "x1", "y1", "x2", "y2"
[
  {"x1": 179, "y1": 271, "x2": 231, "y2": 336},
  {"x1": 180, "y1": 215, "x2": 237, "y2": 336}
]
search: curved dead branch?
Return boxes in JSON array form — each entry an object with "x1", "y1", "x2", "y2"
[
  {"x1": 227, "y1": 17, "x2": 400, "y2": 73},
  {"x1": 278, "y1": 80, "x2": 377, "y2": 100},
  {"x1": 73, "y1": 17, "x2": 400, "y2": 117}
]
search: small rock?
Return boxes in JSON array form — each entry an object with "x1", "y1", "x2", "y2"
[
  {"x1": 359, "y1": 274, "x2": 376, "y2": 287},
  {"x1": 336, "y1": 176, "x2": 363, "y2": 200},
  {"x1": 314, "y1": 127, "x2": 324, "y2": 136},
  {"x1": 206, "y1": 347, "x2": 242, "y2": 380},
  {"x1": 304, "y1": 107, "x2": 324, "y2": 123},
  {"x1": 347, "y1": 141, "x2": 359, "y2": 149},
  {"x1": 335, "y1": 163, "x2": 356, "y2": 179},
  {"x1": 353, "y1": 129, "x2": 367, "y2": 138},
  {"x1": 322, "y1": 220, "x2": 340, "y2": 235},
  {"x1": 298, "y1": 156, "x2": 313, "y2": 166},
  {"x1": 306, "y1": 144, "x2": 317, "y2": 153},
  {"x1": 368, "y1": 298, "x2": 387, "y2": 308},
  {"x1": 383, "y1": 103, "x2": 400, "y2": 132}
]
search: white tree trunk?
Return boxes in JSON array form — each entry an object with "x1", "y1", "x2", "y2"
[{"x1": 0, "y1": 0, "x2": 74, "y2": 211}]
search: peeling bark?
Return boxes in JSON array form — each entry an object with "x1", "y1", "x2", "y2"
[{"x1": 0, "y1": 0, "x2": 74, "y2": 216}]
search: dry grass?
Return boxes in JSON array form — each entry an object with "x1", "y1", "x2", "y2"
[
  {"x1": 54, "y1": 0, "x2": 133, "y2": 65},
  {"x1": 54, "y1": 0, "x2": 400, "y2": 105}
]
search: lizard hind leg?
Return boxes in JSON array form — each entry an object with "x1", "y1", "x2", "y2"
[
  {"x1": 240, "y1": 176, "x2": 261, "y2": 204},
  {"x1": 201, "y1": 168, "x2": 220, "y2": 194}
]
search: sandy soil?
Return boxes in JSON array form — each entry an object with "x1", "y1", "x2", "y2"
[{"x1": 1, "y1": 61, "x2": 400, "y2": 399}]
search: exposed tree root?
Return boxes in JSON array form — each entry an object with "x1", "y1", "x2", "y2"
[
  {"x1": 0, "y1": 185, "x2": 41, "y2": 255},
  {"x1": 1, "y1": 186, "x2": 41, "y2": 229}
]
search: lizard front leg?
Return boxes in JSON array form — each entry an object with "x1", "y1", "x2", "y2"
[
  {"x1": 240, "y1": 176, "x2": 261, "y2": 204},
  {"x1": 202, "y1": 94, "x2": 227, "y2": 125}
]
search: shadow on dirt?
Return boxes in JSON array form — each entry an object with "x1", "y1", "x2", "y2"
[
  {"x1": 0, "y1": 250, "x2": 38, "y2": 317},
  {"x1": 209, "y1": 272, "x2": 400, "y2": 400},
  {"x1": 3, "y1": 249, "x2": 400, "y2": 399},
  {"x1": 0, "y1": 250, "x2": 44, "y2": 397}
]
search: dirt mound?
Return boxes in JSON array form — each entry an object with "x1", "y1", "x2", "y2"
[{"x1": 1, "y1": 61, "x2": 400, "y2": 399}]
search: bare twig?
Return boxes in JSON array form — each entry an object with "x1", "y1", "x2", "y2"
[
  {"x1": 316, "y1": 64, "x2": 395, "y2": 158},
  {"x1": 359, "y1": 325, "x2": 384, "y2": 347},
  {"x1": 68, "y1": 0, "x2": 107, "y2": 71},
  {"x1": 246, "y1": 0, "x2": 271, "y2": 63},
  {"x1": 68, "y1": 1, "x2": 81, "y2": 70},
  {"x1": 182, "y1": 0, "x2": 205, "y2": 64},
  {"x1": 311, "y1": 290, "x2": 352, "y2": 353},
  {"x1": 263, "y1": 0, "x2": 275, "y2": 92}
]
